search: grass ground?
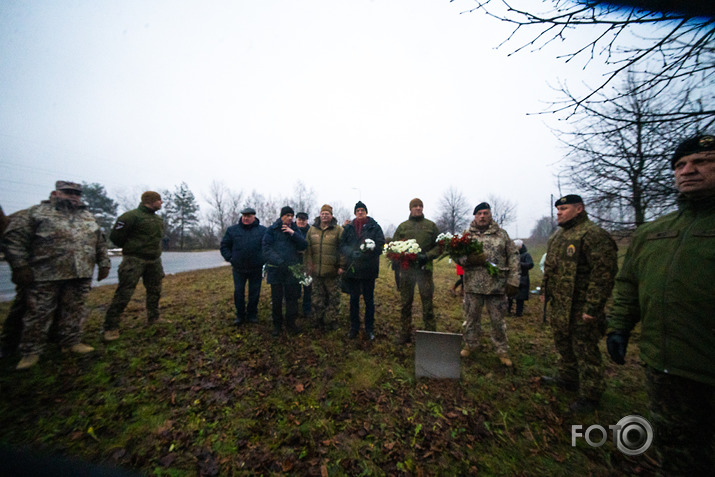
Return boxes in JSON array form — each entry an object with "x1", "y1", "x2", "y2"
[{"x1": 0, "y1": 252, "x2": 656, "y2": 476}]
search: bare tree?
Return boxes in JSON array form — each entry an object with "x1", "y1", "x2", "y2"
[
  {"x1": 436, "y1": 187, "x2": 472, "y2": 233},
  {"x1": 529, "y1": 215, "x2": 556, "y2": 243},
  {"x1": 555, "y1": 73, "x2": 709, "y2": 228},
  {"x1": 328, "y1": 201, "x2": 352, "y2": 225},
  {"x1": 245, "y1": 190, "x2": 283, "y2": 224},
  {"x1": 462, "y1": 0, "x2": 715, "y2": 122},
  {"x1": 205, "y1": 181, "x2": 243, "y2": 237},
  {"x1": 289, "y1": 181, "x2": 317, "y2": 218},
  {"x1": 487, "y1": 194, "x2": 517, "y2": 228}
]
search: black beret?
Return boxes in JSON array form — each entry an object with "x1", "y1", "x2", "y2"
[
  {"x1": 473, "y1": 202, "x2": 491, "y2": 214},
  {"x1": 671, "y1": 134, "x2": 715, "y2": 169},
  {"x1": 554, "y1": 194, "x2": 583, "y2": 207}
]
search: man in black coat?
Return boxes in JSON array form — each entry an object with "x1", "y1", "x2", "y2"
[
  {"x1": 262, "y1": 206, "x2": 307, "y2": 336},
  {"x1": 340, "y1": 201, "x2": 385, "y2": 340},
  {"x1": 220, "y1": 207, "x2": 267, "y2": 325}
]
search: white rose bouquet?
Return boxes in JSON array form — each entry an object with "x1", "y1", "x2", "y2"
[{"x1": 384, "y1": 239, "x2": 422, "y2": 270}]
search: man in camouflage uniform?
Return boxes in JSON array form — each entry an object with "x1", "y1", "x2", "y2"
[
  {"x1": 3, "y1": 181, "x2": 111, "y2": 370},
  {"x1": 540, "y1": 194, "x2": 617, "y2": 413},
  {"x1": 607, "y1": 134, "x2": 715, "y2": 475},
  {"x1": 393, "y1": 198, "x2": 440, "y2": 344},
  {"x1": 0, "y1": 207, "x2": 29, "y2": 359},
  {"x1": 304, "y1": 204, "x2": 345, "y2": 330},
  {"x1": 458, "y1": 203, "x2": 520, "y2": 367},
  {"x1": 103, "y1": 191, "x2": 165, "y2": 341}
]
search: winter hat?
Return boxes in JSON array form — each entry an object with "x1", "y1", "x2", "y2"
[
  {"x1": 320, "y1": 204, "x2": 333, "y2": 214},
  {"x1": 409, "y1": 198, "x2": 423, "y2": 209},
  {"x1": 296, "y1": 212, "x2": 309, "y2": 220},
  {"x1": 241, "y1": 207, "x2": 256, "y2": 215},
  {"x1": 280, "y1": 206, "x2": 295, "y2": 217},
  {"x1": 671, "y1": 134, "x2": 715, "y2": 168},
  {"x1": 354, "y1": 201, "x2": 368, "y2": 213},
  {"x1": 473, "y1": 202, "x2": 491, "y2": 214},
  {"x1": 141, "y1": 191, "x2": 162, "y2": 204}
]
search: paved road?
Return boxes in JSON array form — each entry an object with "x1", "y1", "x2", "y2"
[{"x1": 0, "y1": 251, "x2": 229, "y2": 302}]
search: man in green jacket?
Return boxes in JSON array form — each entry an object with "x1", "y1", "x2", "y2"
[
  {"x1": 540, "y1": 194, "x2": 618, "y2": 413},
  {"x1": 607, "y1": 134, "x2": 715, "y2": 475},
  {"x1": 304, "y1": 204, "x2": 345, "y2": 330},
  {"x1": 393, "y1": 198, "x2": 440, "y2": 344},
  {"x1": 103, "y1": 191, "x2": 165, "y2": 341}
]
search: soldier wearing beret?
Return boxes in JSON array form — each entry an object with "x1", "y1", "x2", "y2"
[
  {"x1": 3, "y1": 181, "x2": 111, "y2": 370},
  {"x1": 540, "y1": 194, "x2": 618, "y2": 412},
  {"x1": 103, "y1": 191, "x2": 166, "y2": 341},
  {"x1": 607, "y1": 134, "x2": 715, "y2": 474}
]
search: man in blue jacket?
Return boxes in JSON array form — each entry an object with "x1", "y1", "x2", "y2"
[
  {"x1": 220, "y1": 207, "x2": 267, "y2": 325},
  {"x1": 262, "y1": 206, "x2": 307, "y2": 336}
]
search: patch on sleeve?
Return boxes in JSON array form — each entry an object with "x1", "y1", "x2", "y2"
[{"x1": 114, "y1": 221, "x2": 126, "y2": 230}]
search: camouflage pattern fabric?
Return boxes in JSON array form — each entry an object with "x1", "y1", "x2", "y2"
[
  {"x1": 462, "y1": 219, "x2": 520, "y2": 295},
  {"x1": 542, "y1": 211, "x2": 617, "y2": 402},
  {"x1": 20, "y1": 279, "x2": 91, "y2": 354},
  {"x1": 645, "y1": 366, "x2": 715, "y2": 476},
  {"x1": 311, "y1": 276, "x2": 341, "y2": 327},
  {"x1": 104, "y1": 255, "x2": 164, "y2": 330},
  {"x1": 0, "y1": 286, "x2": 26, "y2": 355},
  {"x1": 3, "y1": 198, "x2": 110, "y2": 280},
  {"x1": 552, "y1": 318, "x2": 603, "y2": 400},
  {"x1": 463, "y1": 292, "x2": 509, "y2": 356},
  {"x1": 399, "y1": 268, "x2": 435, "y2": 336}
]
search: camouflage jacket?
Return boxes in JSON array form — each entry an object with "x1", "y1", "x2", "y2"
[
  {"x1": 3, "y1": 198, "x2": 110, "y2": 281},
  {"x1": 542, "y1": 212, "x2": 617, "y2": 326},
  {"x1": 462, "y1": 219, "x2": 520, "y2": 295},
  {"x1": 609, "y1": 195, "x2": 715, "y2": 386}
]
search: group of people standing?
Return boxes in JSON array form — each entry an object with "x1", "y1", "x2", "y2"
[
  {"x1": 1, "y1": 134, "x2": 713, "y2": 474},
  {"x1": 0, "y1": 185, "x2": 167, "y2": 370}
]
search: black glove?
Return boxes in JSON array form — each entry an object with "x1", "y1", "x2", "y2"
[
  {"x1": 606, "y1": 331, "x2": 630, "y2": 365},
  {"x1": 11, "y1": 266, "x2": 34, "y2": 286},
  {"x1": 505, "y1": 284, "x2": 519, "y2": 298},
  {"x1": 417, "y1": 253, "x2": 428, "y2": 266},
  {"x1": 97, "y1": 267, "x2": 110, "y2": 281}
]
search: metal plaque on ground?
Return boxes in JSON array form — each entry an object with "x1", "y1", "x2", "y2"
[{"x1": 415, "y1": 330, "x2": 462, "y2": 379}]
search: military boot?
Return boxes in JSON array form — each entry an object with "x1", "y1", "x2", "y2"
[
  {"x1": 62, "y1": 343, "x2": 95, "y2": 354},
  {"x1": 16, "y1": 354, "x2": 40, "y2": 370}
]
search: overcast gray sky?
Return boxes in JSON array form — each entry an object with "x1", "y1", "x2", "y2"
[{"x1": 0, "y1": 0, "x2": 607, "y2": 237}]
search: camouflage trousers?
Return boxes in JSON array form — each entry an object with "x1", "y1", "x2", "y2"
[
  {"x1": 463, "y1": 293, "x2": 509, "y2": 356},
  {"x1": 645, "y1": 366, "x2": 715, "y2": 476},
  {"x1": 551, "y1": 315, "x2": 604, "y2": 401},
  {"x1": 0, "y1": 285, "x2": 26, "y2": 355},
  {"x1": 399, "y1": 268, "x2": 435, "y2": 336},
  {"x1": 20, "y1": 278, "x2": 91, "y2": 355},
  {"x1": 104, "y1": 255, "x2": 164, "y2": 331},
  {"x1": 311, "y1": 276, "x2": 341, "y2": 327}
]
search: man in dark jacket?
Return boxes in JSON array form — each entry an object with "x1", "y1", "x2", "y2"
[
  {"x1": 393, "y1": 198, "x2": 440, "y2": 344},
  {"x1": 220, "y1": 207, "x2": 267, "y2": 325},
  {"x1": 262, "y1": 206, "x2": 307, "y2": 336},
  {"x1": 103, "y1": 191, "x2": 165, "y2": 341},
  {"x1": 607, "y1": 134, "x2": 715, "y2": 475},
  {"x1": 340, "y1": 201, "x2": 385, "y2": 340}
]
